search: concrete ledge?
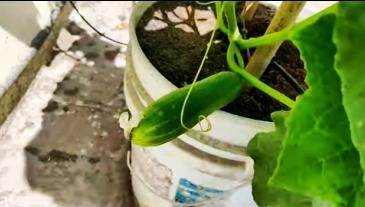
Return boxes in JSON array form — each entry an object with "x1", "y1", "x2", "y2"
[{"x1": 0, "y1": 2, "x2": 73, "y2": 125}]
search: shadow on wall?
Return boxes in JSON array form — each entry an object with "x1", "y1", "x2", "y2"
[{"x1": 0, "y1": 1, "x2": 42, "y2": 46}]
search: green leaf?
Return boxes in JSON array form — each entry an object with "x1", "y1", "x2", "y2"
[
  {"x1": 334, "y1": 3, "x2": 365, "y2": 205},
  {"x1": 269, "y1": 14, "x2": 363, "y2": 206},
  {"x1": 355, "y1": 186, "x2": 365, "y2": 207},
  {"x1": 132, "y1": 71, "x2": 243, "y2": 146},
  {"x1": 334, "y1": 1, "x2": 365, "y2": 182},
  {"x1": 248, "y1": 111, "x2": 312, "y2": 207}
]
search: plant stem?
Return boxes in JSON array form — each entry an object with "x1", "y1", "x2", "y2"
[
  {"x1": 224, "y1": 2, "x2": 241, "y2": 41},
  {"x1": 237, "y1": 69, "x2": 295, "y2": 108},
  {"x1": 237, "y1": 28, "x2": 291, "y2": 48},
  {"x1": 237, "y1": 3, "x2": 338, "y2": 49},
  {"x1": 227, "y1": 43, "x2": 295, "y2": 108},
  {"x1": 215, "y1": 2, "x2": 228, "y2": 34},
  {"x1": 245, "y1": 2, "x2": 306, "y2": 78}
]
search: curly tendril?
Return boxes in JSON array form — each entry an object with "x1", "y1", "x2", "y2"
[
  {"x1": 179, "y1": 5, "x2": 221, "y2": 132},
  {"x1": 198, "y1": 115, "x2": 212, "y2": 132}
]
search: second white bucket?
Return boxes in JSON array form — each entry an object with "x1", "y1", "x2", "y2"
[
  {"x1": 123, "y1": 2, "x2": 276, "y2": 207},
  {"x1": 125, "y1": 47, "x2": 271, "y2": 207},
  {"x1": 122, "y1": 1, "x2": 327, "y2": 206}
]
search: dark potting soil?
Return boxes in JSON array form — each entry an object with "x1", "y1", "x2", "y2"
[{"x1": 136, "y1": 2, "x2": 306, "y2": 121}]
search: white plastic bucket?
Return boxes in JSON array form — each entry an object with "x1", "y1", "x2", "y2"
[{"x1": 123, "y1": 2, "x2": 320, "y2": 207}]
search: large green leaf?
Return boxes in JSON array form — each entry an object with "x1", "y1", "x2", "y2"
[
  {"x1": 355, "y1": 186, "x2": 365, "y2": 207},
  {"x1": 247, "y1": 111, "x2": 312, "y2": 207},
  {"x1": 269, "y1": 14, "x2": 363, "y2": 206},
  {"x1": 334, "y1": 3, "x2": 365, "y2": 206}
]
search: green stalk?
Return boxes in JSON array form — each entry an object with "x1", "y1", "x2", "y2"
[
  {"x1": 232, "y1": 41, "x2": 244, "y2": 67},
  {"x1": 237, "y1": 2, "x2": 338, "y2": 49},
  {"x1": 237, "y1": 28, "x2": 291, "y2": 48},
  {"x1": 215, "y1": 2, "x2": 228, "y2": 34},
  {"x1": 224, "y1": 1, "x2": 241, "y2": 41},
  {"x1": 227, "y1": 43, "x2": 295, "y2": 108},
  {"x1": 237, "y1": 69, "x2": 295, "y2": 108},
  {"x1": 221, "y1": 1, "x2": 294, "y2": 108}
]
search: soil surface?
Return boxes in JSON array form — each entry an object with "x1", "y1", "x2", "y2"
[{"x1": 136, "y1": 1, "x2": 306, "y2": 121}]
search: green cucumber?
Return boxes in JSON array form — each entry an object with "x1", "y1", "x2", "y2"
[{"x1": 132, "y1": 71, "x2": 244, "y2": 146}]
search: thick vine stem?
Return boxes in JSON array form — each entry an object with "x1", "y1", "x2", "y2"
[
  {"x1": 237, "y1": 28, "x2": 291, "y2": 48},
  {"x1": 237, "y1": 3, "x2": 338, "y2": 49},
  {"x1": 227, "y1": 43, "x2": 295, "y2": 108},
  {"x1": 245, "y1": 2, "x2": 306, "y2": 78},
  {"x1": 224, "y1": 2, "x2": 241, "y2": 41},
  {"x1": 215, "y1": 2, "x2": 228, "y2": 34}
]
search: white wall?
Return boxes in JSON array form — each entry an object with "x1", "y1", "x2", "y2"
[{"x1": 0, "y1": 1, "x2": 56, "y2": 96}]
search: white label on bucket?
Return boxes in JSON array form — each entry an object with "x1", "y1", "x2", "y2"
[{"x1": 174, "y1": 178, "x2": 224, "y2": 204}]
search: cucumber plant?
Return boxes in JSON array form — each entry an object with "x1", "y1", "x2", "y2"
[{"x1": 130, "y1": 1, "x2": 365, "y2": 206}]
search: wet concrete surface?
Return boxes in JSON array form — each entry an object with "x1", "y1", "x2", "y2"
[{"x1": 25, "y1": 23, "x2": 134, "y2": 207}]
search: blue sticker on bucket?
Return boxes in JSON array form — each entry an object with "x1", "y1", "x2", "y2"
[{"x1": 174, "y1": 178, "x2": 224, "y2": 204}]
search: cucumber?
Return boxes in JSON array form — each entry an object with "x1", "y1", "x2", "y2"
[{"x1": 132, "y1": 71, "x2": 244, "y2": 146}]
